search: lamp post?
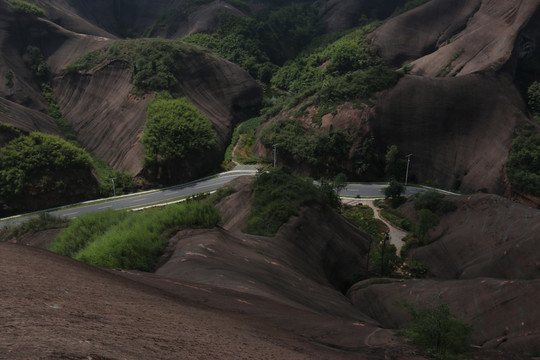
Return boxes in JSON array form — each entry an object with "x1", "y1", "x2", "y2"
[
  {"x1": 405, "y1": 154, "x2": 412, "y2": 186},
  {"x1": 272, "y1": 144, "x2": 278, "y2": 168},
  {"x1": 110, "y1": 177, "x2": 116, "y2": 197}
]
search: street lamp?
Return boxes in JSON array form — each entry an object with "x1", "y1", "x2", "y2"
[
  {"x1": 405, "y1": 154, "x2": 412, "y2": 186},
  {"x1": 272, "y1": 144, "x2": 278, "y2": 168},
  {"x1": 110, "y1": 177, "x2": 117, "y2": 197}
]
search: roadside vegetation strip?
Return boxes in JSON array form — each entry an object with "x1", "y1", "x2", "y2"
[{"x1": 49, "y1": 201, "x2": 220, "y2": 271}]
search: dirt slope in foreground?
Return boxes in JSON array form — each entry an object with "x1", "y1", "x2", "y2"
[{"x1": 0, "y1": 242, "x2": 349, "y2": 360}]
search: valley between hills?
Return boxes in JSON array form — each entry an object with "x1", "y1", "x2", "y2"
[{"x1": 1, "y1": 1, "x2": 540, "y2": 359}]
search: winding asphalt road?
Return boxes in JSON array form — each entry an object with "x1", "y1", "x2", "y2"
[{"x1": 0, "y1": 169, "x2": 427, "y2": 228}]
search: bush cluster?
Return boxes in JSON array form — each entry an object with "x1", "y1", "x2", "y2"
[
  {"x1": 142, "y1": 93, "x2": 217, "y2": 166},
  {"x1": 270, "y1": 24, "x2": 400, "y2": 103},
  {"x1": 49, "y1": 201, "x2": 220, "y2": 271},
  {"x1": 66, "y1": 39, "x2": 200, "y2": 94},
  {"x1": 260, "y1": 118, "x2": 353, "y2": 174},
  {"x1": 7, "y1": 0, "x2": 46, "y2": 17},
  {"x1": 400, "y1": 299, "x2": 472, "y2": 359},
  {"x1": 244, "y1": 167, "x2": 338, "y2": 236}
]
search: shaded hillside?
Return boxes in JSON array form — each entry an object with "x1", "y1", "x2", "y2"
[
  {"x1": 54, "y1": 43, "x2": 261, "y2": 176},
  {"x1": 371, "y1": 73, "x2": 534, "y2": 194},
  {"x1": 365, "y1": 0, "x2": 540, "y2": 194},
  {"x1": 0, "y1": 241, "x2": 354, "y2": 360},
  {"x1": 349, "y1": 277, "x2": 540, "y2": 354},
  {"x1": 402, "y1": 194, "x2": 540, "y2": 280}
]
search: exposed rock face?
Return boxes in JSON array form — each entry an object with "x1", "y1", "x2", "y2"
[
  {"x1": 370, "y1": 0, "x2": 540, "y2": 76},
  {"x1": 319, "y1": 0, "x2": 408, "y2": 32},
  {"x1": 35, "y1": 0, "x2": 244, "y2": 39},
  {"x1": 366, "y1": 0, "x2": 540, "y2": 194},
  {"x1": 371, "y1": 72, "x2": 534, "y2": 193},
  {"x1": 348, "y1": 277, "x2": 540, "y2": 353},
  {"x1": 403, "y1": 194, "x2": 540, "y2": 279},
  {"x1": 54, "y1": 51, "x2": 261, "y2": 176}
]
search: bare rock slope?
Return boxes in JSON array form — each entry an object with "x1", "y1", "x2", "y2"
[{"x1": 367, "y1": 0, "x2": 540, "y2": 194}]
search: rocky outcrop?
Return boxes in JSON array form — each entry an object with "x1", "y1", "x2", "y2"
[
  {"x1": 370, "y1": 0, "x2": 540, "y2": 76},
  {"x1": 371, "y1": 72, "x2": 535, "y2": 194},
  {"x1": 402, "y1": 194, "x2": 540, "y2": 279},
  {"x1": 364, "y1": 0, "x2": 540, "y2": 194},
  {"x1": 348, "y1": 277, "x2": 540, "y2": 353},
  {"x1": 54, "y1": 50, "x2": 261, "y2": 176},
  {"x1": 319, "y1": 0, "x2": 408, "y2": 33}
]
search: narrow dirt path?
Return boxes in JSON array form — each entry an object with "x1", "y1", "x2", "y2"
[
  {"x1": 342, "y1": 198, "x2": 407, "y2": 254},
  {"x1": 364, "y1": 200, "x2": 407, "y2": 254}
]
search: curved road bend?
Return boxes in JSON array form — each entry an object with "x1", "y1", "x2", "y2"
[{"x1": 1, "y1": 171, "x2": 427, "y2": 228}]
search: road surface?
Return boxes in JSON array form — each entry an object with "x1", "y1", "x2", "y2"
[{"x1": 0, "y1": 171, "x2": 427, "y2": 228}]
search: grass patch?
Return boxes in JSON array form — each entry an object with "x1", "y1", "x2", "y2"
[
  {"x1": 380, "y1": 207, "x2": 412, "y2": 231},
  {"x1": 343, "y1": 205, "x2": 388, "y2": 240},
  {"x1": 49, "y1": 201, "x2": 220, "y2": 271}
]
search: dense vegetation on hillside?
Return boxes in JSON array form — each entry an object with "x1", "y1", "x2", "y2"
[
  {"x1": 244, "y1": 167, "x2": 342, "y2": 236},
  {"x1": 183, "y1": 3, "x2": 324, "y2": 82},
  {"x1": 66, "y1": 39, "x2": 202, "y2": 94},
  {"x1": 0, "y1": 132, "x2": 94, "y2": 200},
  {"x1": 506, "y1": 134, "x2": 540, "y2": 197},
  {"x1": 7, "y1": 0, "x2": 46, "y2": 17}
]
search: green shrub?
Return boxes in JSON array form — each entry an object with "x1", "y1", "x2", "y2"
[
  {"x1": 7, "y1": 0, "x2": 46, "y2": 17},
  {"x1": 40, "y1": 83, "x2": 77, "y2": 141},
  {"x1": 506, "y1": 134, "x2": 540, "y2": 197},
  {"x1": 399, "y1": 299, "x2": 472, "y2": 359},
  {"x1": 142, "y1": 93, "x2": 217, "y2": 165},
  {"x1": 209, "y1": 185, "x2": 237, "y2": 204},
  {"x1": 50, "y1": 201, "x2": 220, "y2": 271},
  {"x1": 380, "y1": 207, "x2": 411, "y2": 231}
]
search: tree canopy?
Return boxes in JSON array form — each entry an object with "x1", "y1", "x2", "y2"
[
  {"x1": 142, "y1": 94, "x2": 217, "y2": 165},
  {"x1": 0, "y1": 132, "x2": 93, "y2": 199}
]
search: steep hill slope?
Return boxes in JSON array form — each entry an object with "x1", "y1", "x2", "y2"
[
  {"x1": 403, "y1": 194, "x2": 540, "y2": 279},
  {"x1": 366, "y1": 0, "x2": 540, "y2": 194}
]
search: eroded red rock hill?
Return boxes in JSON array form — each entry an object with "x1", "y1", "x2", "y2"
[{"x1": 369, "y1": 0, "x2": 540, "y2": 194}]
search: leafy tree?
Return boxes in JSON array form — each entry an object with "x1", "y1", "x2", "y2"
[
  {"x1": 142, "y1": 94, "x2": 217, "y2": 165},
  {"x1": 400, "y1": 298, "x2": 472, "y2": 359},
  {"x1": 385, "y1": 145, "x2": 407, "y2": 181},
  {"x1": 528, "y1": 81, "x2": 540, "y2": 116},
  {"x1": 0, "y1": 132, "x2": 94, "y2": 200},
  {"x1": 415, "y1": 208, "x2": 439, "y2": 243},
  {"x1": 505, "y1": 135, "x2": 540, "y2": 197},
  {"x1": 384, "y1": 180, "x2": 405, "y2": 207}
]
